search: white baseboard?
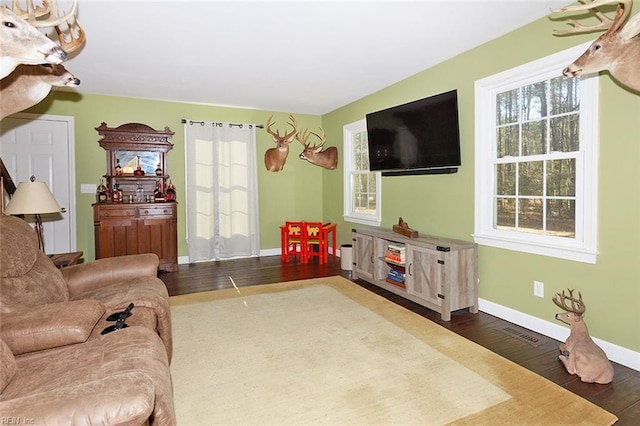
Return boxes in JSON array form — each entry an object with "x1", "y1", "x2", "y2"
[
  {"x1": 260, "y1": 247, "x2": 342, "y2": 257},
  {"x1": 179, "y1": 248, "x2": 335, "y2": 264},
  {"x1": 479, "y1": 298, "x2": 640, "y2": 372},
  {"x1": 260, "y1": 248, "x2": 281, "y2": 257}
]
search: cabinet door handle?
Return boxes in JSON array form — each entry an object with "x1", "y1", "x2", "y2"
[{"x1": 408, "y1": 263, "x2": 412, "y2": 276}]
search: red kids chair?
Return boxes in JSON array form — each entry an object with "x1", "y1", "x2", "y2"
[
  {"x1": 303, "y1": 221, "x2": 327, "y2": 264},
  {"x1": 281, "y1": 221, "x2": 306, "y2": 263}
]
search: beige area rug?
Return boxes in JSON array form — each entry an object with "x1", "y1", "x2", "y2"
[{"x1": 170, "y1": 276, "x2": 617, "y2": 425}]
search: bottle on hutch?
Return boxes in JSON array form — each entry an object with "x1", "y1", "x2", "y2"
[
  {"x1": 165, "y1": 180, "x2": 176, "y2": 202},
  {"x1": 133, "y1": 155, "x2": 145, "y2": 176},
  {"x1": 154, "y1": 180, "x2": 165, "y2": 202},
  {"x1": 114, "y1": 158, "x2": 123, "y2": 175},
  {"x1": 136, "y1": 183, "x2": 144, "y2": 203},
  {"x1": 97, "y1": 179, "x2": 108, "y2": 203},
  {"x1": 111, "y1": 183, "x2": 121, "y2": 203}
]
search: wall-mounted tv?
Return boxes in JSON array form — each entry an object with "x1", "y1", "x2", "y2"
[{"x1": 366, "y1": 89, "x2": 461, "y2": 176}]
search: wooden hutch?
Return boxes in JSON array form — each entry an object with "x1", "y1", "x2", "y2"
[{"x1": 92, "y1": 122, "x2": 178, "y2": 271}]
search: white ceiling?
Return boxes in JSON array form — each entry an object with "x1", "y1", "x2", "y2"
[{"x1": 38, "y1": 0, "x2": 570, "y2": 115}]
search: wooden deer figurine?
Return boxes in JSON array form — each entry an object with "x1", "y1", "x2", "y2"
[
  {"x1": 264, "y1": 115, "x2": 297, "y2": 172},
  {"x1": 553, "y1": 289, "x2": 614, "y2": 384},
  {"x1": 296, "y1": 127, "x2": 338, "y2": 170},
  {"x1": 552, "y1": 0, "x2": 640, "y2": 94},
  {"x1": 1, "y1": 64, "x2": 80, "y2": 120}
]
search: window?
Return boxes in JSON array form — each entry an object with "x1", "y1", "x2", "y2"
[
  {"x1": 474, "y1": 43, "x2": 599, "y2": 263},
  {"x1": 343, "y1": 119, "x2": 381, "y2": 226}
]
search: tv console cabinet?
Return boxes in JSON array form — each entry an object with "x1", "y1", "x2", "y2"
[{"x1": 352, "y1": 228, "x2": 478, "y2": 321}]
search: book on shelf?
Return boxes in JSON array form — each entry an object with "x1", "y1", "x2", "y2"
[
  {"x1": 384, "y1": 255, "x2": 405, "y2": 264},
  {"x1": 385, "y1": 276, "x2": 406, "y2": 288},
  {"x1": 387, "y1": 243, "x2": 405, "y2": 254},
  {"x1": 387, "y1": 261, "x2": 405, "y2": 280},
  {"x1": 386, "y1": 251, "x2": 405, "y2": 259},
  {"x1": 387, "y1": 269, "x2": 405, "y2": 280},
  {"x1": 385, "y1": 242, "x2": 406, "y2": 263},
  {"x1": 386, "y1": 275, "x2": 404, "y2": 284}
]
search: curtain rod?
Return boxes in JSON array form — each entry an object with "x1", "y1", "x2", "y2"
[{"x1": 181, "y1": 119, "x2": 263, "y2": 129}]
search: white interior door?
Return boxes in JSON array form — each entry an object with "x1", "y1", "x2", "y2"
[{"x1": 0, "y1": 114, "x2": 76, "y2": 254}]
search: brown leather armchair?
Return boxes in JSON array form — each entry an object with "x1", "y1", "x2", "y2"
[
  {"x1": 0, "y1": 215, "x2": 172, "y2": 363},
  {"x1": 0, "y1": 215, "x2": 175, "y2": 424},
  {"x1": 1, "y1": 327, "x2": 175, "y2": 425}
]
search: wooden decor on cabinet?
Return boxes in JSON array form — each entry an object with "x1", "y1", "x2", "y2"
[{"x1": 92, "y1": 122, "x2": 178, "y2": 271}]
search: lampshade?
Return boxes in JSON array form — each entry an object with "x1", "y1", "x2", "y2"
[{"x1": 5, "y1": 177, "x2": 62, "y2": 215}]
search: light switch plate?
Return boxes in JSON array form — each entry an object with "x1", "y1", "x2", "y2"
[{"x1": 80, "y1": 183, "x2": 96, "y2": 194}]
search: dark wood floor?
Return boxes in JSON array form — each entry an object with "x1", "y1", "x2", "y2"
[{"x1": 160, "y1": 256, "x2": 640, "y2": 424}]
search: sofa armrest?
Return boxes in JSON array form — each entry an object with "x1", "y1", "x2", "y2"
[
  {"x1": 62, "y1": 253, "x2": 160, "y2": 298},
  {"x1": 0, "y1": 372, "x2": 155, "y2": 425},
  {"x1": 0, "y1": 300, "x2": 105, "y2": 355}
]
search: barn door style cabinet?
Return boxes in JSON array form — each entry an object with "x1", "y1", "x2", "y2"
[
  {"x1": 92, "y1": 122, "x2": 178, "y2": 272},
  {"x1": 352, "y1": 228, "x2": 478, "y2": 321}
]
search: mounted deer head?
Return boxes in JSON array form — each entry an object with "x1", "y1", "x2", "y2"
[
  {"x1": 1, "y1": 63, "x2": 80, "y2": 120},
  {"x1": 264, "y1": 115, "x2": 298, "y2": 172},
  {"x1": 0, "y1": 0, "x2": 85, "y2": 79},
  {"x1": 552, "y1": 0, "x2": 640, "y2": 93},
  {"x1": 296, "y1": 127, "x2": 338, "y2": 170},
  {"x1": 552, "y1": 288, "x2": 614, "y2": 384}
]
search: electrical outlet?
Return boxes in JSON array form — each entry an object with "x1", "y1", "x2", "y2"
[{"x1": 533, "y1": 281, "x2": 544, "y2": 298}]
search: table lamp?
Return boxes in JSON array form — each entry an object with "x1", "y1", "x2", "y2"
[{"x1": 4, "y1": 175, "x2": 63, "y2": 252}]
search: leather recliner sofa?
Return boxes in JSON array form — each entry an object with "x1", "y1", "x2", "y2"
[{"x1": 0, "y1": 215, "x2": 175, "y2": 424}]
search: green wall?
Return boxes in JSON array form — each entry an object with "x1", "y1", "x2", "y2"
[
  {"x1": 26, "y1": 95, "x2": 323, "y2": 261},
  {"x1": 323, "y1": 11, "x2": 640, "y2": 353},
  {"x1": 23, "y1": 7, "x2": 639, "y2": 354}
]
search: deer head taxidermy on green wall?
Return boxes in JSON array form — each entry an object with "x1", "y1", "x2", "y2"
[
  {"x1": 263, "y1": 116, "x2": 338, "y2": 172},
  {"x1": 264, "y1": 115, "x2": 297, "y2": 172},
  {"x1": 296, "y1": 127, "x2": 338, "y2": 170},
  {"x1": 552, "y1": 0, "x2": 640, "y2": 94}
]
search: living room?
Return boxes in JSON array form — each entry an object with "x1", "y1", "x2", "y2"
[{"x1": 1, "y1": 0, "x2": 639, "y2": 422}]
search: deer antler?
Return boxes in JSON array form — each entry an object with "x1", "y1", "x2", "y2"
[
  {"x1": 552, "y1": 0, "x2": 632, "y2": 35},
  {"x1": 296, "y1": 127, "x2": 326, "y2": 149},
  {"x1": 552, "y1": 289, "x2": 586, "y2": 315},
  {"x1": 13, "y1": 0, "x2": 77, "y2": 28},
  {"x1": 11, "y1": 0, "x2": 49, "y2": 20},
  {"x1": 265, "y1": 115, "x2": 298, "y2": 144},
  {"x1": 12, "y1": 0, "x2": 85, "y2": 53},
  {"x1": 54, "y1": 14, "x2": 85, "y2": 53},
  {"x1": 295, "y1": 129, "x2": 312, "y2": 147},
  {"x1": 311, "y1": 128, "x2": 326, "y2": 149}
]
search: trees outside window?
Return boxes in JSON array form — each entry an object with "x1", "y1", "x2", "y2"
[
  {"x1": 343, "y1": 119, "x2": 381, "y2": 226},
  {"x1": 474, "y1": 43, "x2": 599, "y2": 263}
]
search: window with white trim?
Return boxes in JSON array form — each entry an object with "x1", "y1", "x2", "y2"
[
  {"x1": 343, "y1": 119, "x2": 381, "y2": 226},
  {"x1": 474, "y1": 43, "x2": 599, "y2": 263}
]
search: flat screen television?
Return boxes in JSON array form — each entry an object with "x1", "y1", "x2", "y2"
[{"x1": 366, "y1": 89, "x2": 461, "y2": 176}]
